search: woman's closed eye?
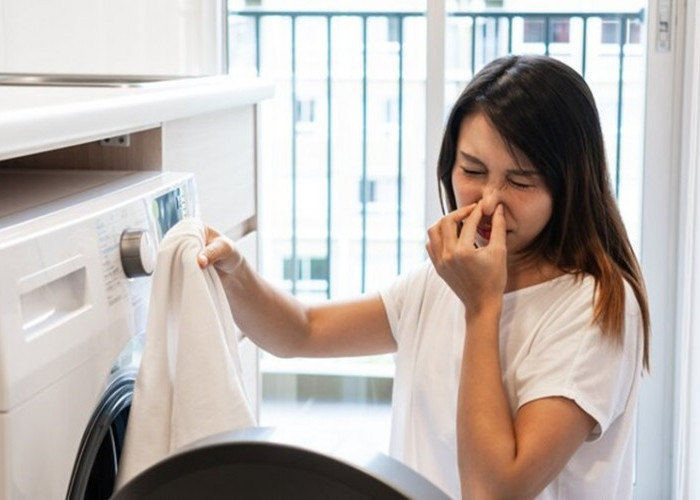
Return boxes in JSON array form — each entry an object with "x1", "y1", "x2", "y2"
[
  {"x1": 508, "y1": 177, "x2": 535, "y2": 189},
  {"x1": 458, "y1": 163, "x2": 540, "y2": 189},
  {"x1": 460, "y1": 167, "x2": 485, "y2": 176},
  {"x1": 507, "y1": 171, "x2": 541, "y2": 189}
]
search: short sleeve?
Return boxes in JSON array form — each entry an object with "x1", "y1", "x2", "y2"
[
  {"x1": 513, "y1": 281, "x2": 643, "y2": 440},
  {"x1": 379, "y1": 260, "x2": 433, "y2": 343}
]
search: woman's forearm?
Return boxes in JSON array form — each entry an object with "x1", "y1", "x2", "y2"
[
  {"x1": 218, "y1": 255, "x2": 313, "y2": 357},
  {"x1": 458, "y1": 302, "x2": 519, "y2": 498},
  {"x1": 216, "y1": 255, "x2": 396, "y2": 358}
]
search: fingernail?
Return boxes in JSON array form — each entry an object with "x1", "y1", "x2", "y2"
[{"x1": 197, "y1": 253, "x2": 208, "y2": 267}]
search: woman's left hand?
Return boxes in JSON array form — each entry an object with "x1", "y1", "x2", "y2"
[{"x1": 426, "y1": 202, "x2": 508, "y2": 313}]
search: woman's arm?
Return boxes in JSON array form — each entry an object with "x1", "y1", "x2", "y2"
[
  {"x1": 198, "y1": 226, "x2": 396, "y2": 358},
  {"x1": 426, "y1": 203, "x2": 595, "y2": 498},
  {"x1": 459, "y1": 304, "x2": 595, "y2": 498}
]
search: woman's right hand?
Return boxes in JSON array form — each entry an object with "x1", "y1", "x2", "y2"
[
  {"x1": 197, "y1": 225, "x2": 244, "y2": 274},
  {"x1": 426, "y1": 202, "x2": 507, "y2": 312}
]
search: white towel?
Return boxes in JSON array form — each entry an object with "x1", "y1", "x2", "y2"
[{"x1": 115, "y1": 218, "x2": 256, "y2": 488}]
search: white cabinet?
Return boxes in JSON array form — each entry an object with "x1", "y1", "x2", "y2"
[
  {"x1": 0, "y1": 0, "x2": 224, "y2": 75},
  {"x1": 162, "y1": 106, "x2": 257, "y2": 236},
  {"x1": 235, "y1": 230, "x2": 261, "y2": 419}
]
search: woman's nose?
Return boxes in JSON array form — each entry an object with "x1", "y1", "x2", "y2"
[{"x1": 480, "y1": 184, "x2": 502, "y2": 215}]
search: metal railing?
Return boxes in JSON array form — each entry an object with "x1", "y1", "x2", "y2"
[
  {"x1": 227, "y1": 7, "x2": 645, "y2": 299},
  {"x1": 445, "y1": 10, "x2": 645, "y2": 192}
]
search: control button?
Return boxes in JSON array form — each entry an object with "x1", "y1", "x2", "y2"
[{"x1": 120, "y1": 229, "x2": 156, "y2": 278}]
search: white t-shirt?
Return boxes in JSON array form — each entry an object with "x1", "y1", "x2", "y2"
[{"x1": 380, "y1": 260, "x2": 643, "y2": 499}]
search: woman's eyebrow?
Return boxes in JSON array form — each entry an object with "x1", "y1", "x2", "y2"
[{"x1": 458, "y1": 151, "x2": 487, "y2": 167}]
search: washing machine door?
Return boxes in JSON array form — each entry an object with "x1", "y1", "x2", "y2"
[
  {"x1": 110, "y1": 427, "x2": 450, "y2": 500},
  {"x1": 65, "y1": 336, "x2": 142, "y2": 500}
]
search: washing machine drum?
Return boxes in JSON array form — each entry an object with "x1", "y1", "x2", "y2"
[
  {"x1": 66, "y1": 368, "x2": 135, "y2": 500},
  {"x1": 110, "y1": 427, "x2": 450, "y2": 500}
]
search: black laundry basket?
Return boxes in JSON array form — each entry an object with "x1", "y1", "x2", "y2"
[{"x1": 109, "y1": 427, "x2": 450, "y2": 500}]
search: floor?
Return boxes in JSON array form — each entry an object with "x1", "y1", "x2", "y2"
[{"x1": 259, "y1": 400, "x2": 393, "y2": 455}]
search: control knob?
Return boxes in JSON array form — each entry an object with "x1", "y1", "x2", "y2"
[{"x1": 120, "y1": 229, "x2": 156, "y2": 278}]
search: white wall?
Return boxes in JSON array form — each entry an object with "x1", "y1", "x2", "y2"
[
  {"x1": 0, "y1": 0, "x2": 225, "y2": 75},
  {"x1": 0, "y1": 2, "x2": 5, "y2": 70},
  {"x1": 673, "y1": 0, "x2": 700, "y2": 496},
  {"x1": 636, "y1": 0, "x2": 696, "y2": 498}
]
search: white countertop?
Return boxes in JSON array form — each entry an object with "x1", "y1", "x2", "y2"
[{"x1": 0, "y1": 75, "x2": 274, "y2": 161}]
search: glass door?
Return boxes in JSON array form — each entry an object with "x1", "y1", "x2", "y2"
[{"x1": 227, "y1": 3, "x2": 679, "y2": 495}]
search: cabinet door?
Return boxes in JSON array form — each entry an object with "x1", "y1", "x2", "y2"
[
  {"x1": 231, "y1": 229, "x2": 260, "y2": 420},
  {"x1": 162, "y1": 106, "x2": 256, "y2": 235}
]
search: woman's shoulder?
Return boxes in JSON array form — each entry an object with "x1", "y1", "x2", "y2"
[
  {"x1": 389, "y1": 259, "x2": 444, "y2": 290},
  {"x1": 504, "y1": 272, "x2": 642, "y2": 332},
  {"x1": 381, "y1": 259, "x2": 457, "y2": 310}
]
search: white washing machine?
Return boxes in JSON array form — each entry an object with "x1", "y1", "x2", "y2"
[{"x1": 0, "y1": 169, "x2": 197, "y2": 500}]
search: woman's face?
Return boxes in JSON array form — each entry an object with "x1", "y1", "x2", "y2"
[{"x1": 450, "y1": 112, "x2": 553, "y2": 260}]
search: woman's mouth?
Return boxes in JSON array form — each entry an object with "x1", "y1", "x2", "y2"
[{"x1": 476, "y1": 224, "x2": 492, "y2": 241}]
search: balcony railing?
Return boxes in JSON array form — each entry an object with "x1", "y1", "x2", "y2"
[{"x1": 227, "y1": 7, "x2": 645, "y2": 300}]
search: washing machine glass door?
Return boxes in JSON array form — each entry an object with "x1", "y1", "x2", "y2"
[{"x1": 66, "y1": 336, "x2": 141, "y2": 500}]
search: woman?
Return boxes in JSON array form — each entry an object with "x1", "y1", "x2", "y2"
[{"x1": 198, "y1": 54, "x2": 650, "y2": 499}]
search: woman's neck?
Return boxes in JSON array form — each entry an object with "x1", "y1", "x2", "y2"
[{"x1": 505, "y1": 258, "x2": 564, "y2": 293}]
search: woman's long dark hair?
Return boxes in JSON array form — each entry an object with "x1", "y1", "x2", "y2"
[{"x1": 437, "y1": 55, "x2": 649, "y2": 369}]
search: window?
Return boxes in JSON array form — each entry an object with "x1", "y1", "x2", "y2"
[
  {"x1": 523, "y1": 18, "x2": 570, "y2": 43},
  {"x1": 523, "y1": 18, "x2": 545, "y2": 43},
  {"x1": 228, "y1": 0, "x2": 647, "y2": 462},
  {"x1": 628, "y1": 19, "x2": 642, "y2": 44},
  {"x1": 384, "y1": 98, "x2": 398, "y2": 125},
  {"x1": 601, "y1": 20, "x2": 620, "y2": 44},
  {"x1": 387, "y1": 16, "x2": 400, "y2": 42},
  {"x1": 359, "y1": 179, "x2": 377, "y2": 203},
  {"x1": 551, "y1": 18, "x2": 570, "y2": 43},
  {"x1": 282, "y1": 256, "x2": 329, "y2": 300},
  {"x1": 295, "y1": 98, "x2": 316, "y2": 124},
  {"x1": 601, "y1": 18, "x2": 641, "y2": 45},
  {"x1": 283, "y1": 256, "x2": 329, "y2": 281}
]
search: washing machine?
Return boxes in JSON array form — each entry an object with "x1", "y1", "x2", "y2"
[{"x1": 0, "y1": 169, "x2": 197, "y2": 500}]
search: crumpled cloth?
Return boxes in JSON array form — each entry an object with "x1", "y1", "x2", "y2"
[{"x1": 115, "y1": 218, "x2": 255, "y2": 488}]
